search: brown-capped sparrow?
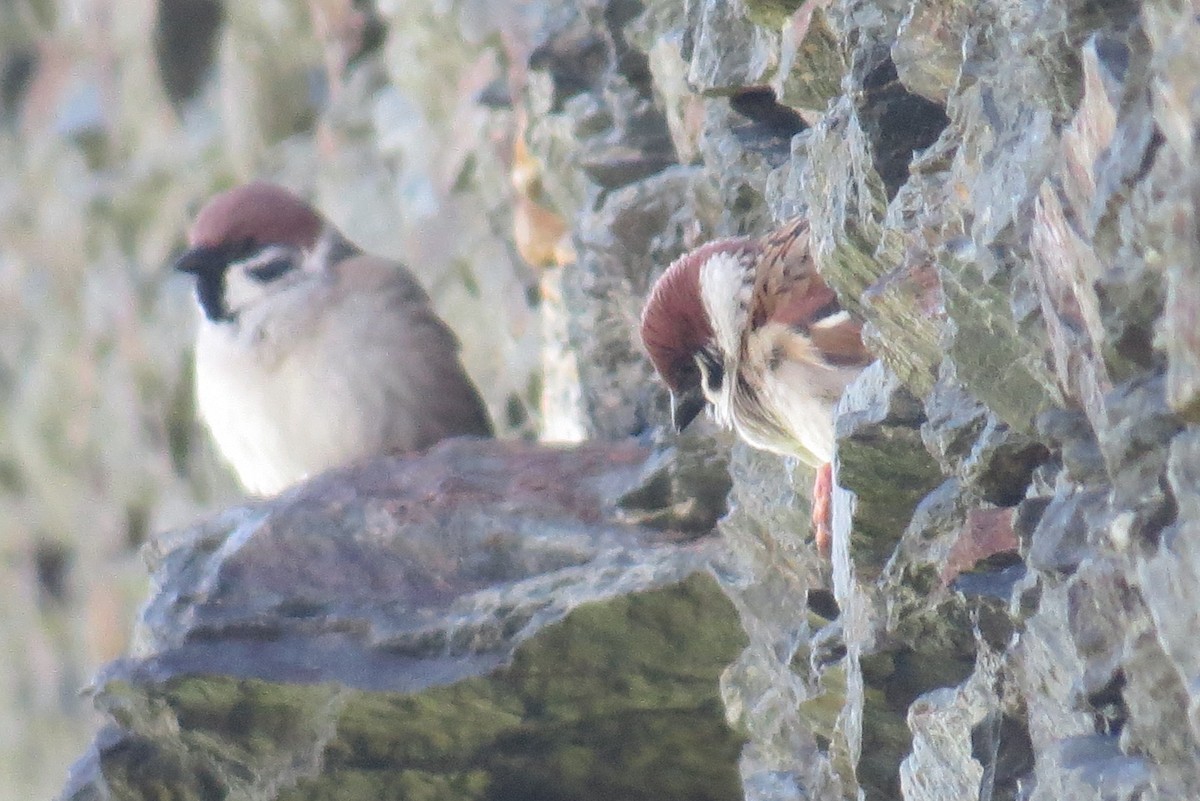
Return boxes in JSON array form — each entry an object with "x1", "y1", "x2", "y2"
[
  {"x1": 174, "y1": 181, "x2": 493, "y2": 496},
  {"x1": 640, "y1": 217, "x2": 871, "y2": 552}
]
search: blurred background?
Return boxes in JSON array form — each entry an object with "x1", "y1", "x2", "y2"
[{"x1": 0, "y1": 1, "x2": 577, "y2": 796}]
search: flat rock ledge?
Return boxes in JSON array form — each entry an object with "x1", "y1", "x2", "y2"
[{"x1": 60, "y1": 439, "x2": 745, "y2": 801}]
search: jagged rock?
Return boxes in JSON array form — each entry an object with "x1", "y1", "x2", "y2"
[
  {"x1": 887, "y1": 478, "x2": 972, "y2": 577},
  {"x1": 1097, "y1": 374, "x2": 1183, "y2": 544},
  {"x1": 1140, "y1": 433, "x2": 1200, "y2": 747},
  {"x1": 856, "y1": 59, "x2": 949, "y2": 199},
  {"x1": 803, "y1": 96, "x2": 889, "y2": 313},
  {"x1": 922, "y1": 367, "x2": 1049, "y2": 505},
  {"x1": 60, "y1": 439, "x2": 745, "y2": 801},
  {"x1": 835, "y1": 362, "x2": 943, "y2": 573},
  {"x1": 687, "y1": 0, "x2": 778, "y2": 94},
  {"x1": 941, "y1": 507, "x2": 1019, "y2": 585},
  {"x1": 939, "y1": 241, "x2": 1064, "y2": 434},
  {"x1": 618, "y1": 427, "x2": 733, "y2": 533},
  {"x1": 567, "y1": 166, "x2": 723, "y2": 438},
  {"x1": 1035, "y1": 408, "x2": 1109, "y2": 486},
  {"x1": 715, "y1": 444, "x2": 833, "y2": 800},
  {"x1": 774, "y1": 6, "x2": 844, "y2": 112},
  {"x1": 890, "y1": 0, "x2": 969, "y2": 105},
  {"x1": 524, "y1": 0, "x2": 678, "y2": 208},
  {"x1": 1031, "y1": 735, "x2": 1152, "y2": 801},
  {"x1": 899, "y1": 652, "x2": 999, "y2": 801},
  {"x1": 1026, "y1": 487, "x2": 1110, "y2": 575},
  {"x1": 701, "y1": 95, "x2": 797, "y2": 234}
]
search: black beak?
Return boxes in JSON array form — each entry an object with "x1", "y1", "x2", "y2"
[
  {"x1": 171, "y1": 245, "x2": 225, "y2": 276},
  {"x1": 670, "y1": 386, "x2": 707, "y2": 432},
  {"x1": 171, "y1": 245, "x2": 238, "y2": 323}
]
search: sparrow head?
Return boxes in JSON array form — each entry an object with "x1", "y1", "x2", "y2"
[
  {"x1": 173, "y1": 182, "x2": 330, "y2": 323},
  {"x1": 640, "y1": 238, "x2": 756, "y2": 432}
]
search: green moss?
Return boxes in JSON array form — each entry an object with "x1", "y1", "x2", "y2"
[
  {"x1": 104, "y1": 575, "x2": 746, "y2": 801},
  {"x1": 282, "y1": 768, "x2": 491, "y2": 801},
  {"x1": 776, "y1": 10, "x2": 845, "y2": 109},
  {"x1": 331, "y1": 684, "x2": 523, "y2": 767},
  {"x1": 939, "y1": 251, "x2": 1062, "y2": 432},
  {"x1": 744, "y1": 0, "x2": 804, "y2": 28},
  {"x1": 839, "y1": 427, "x2": 944, "y2": 572}
]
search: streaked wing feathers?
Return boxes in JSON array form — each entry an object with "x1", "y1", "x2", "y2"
[
  {"x1": 749, "y1": 217, "x2": 870, "y2": 369},
  {"x1": 808, "y1": 312, "x2": 871, "y2": 366},
  {"x1": 749, "y1": 216, "x2": 824, "y2": 329}
]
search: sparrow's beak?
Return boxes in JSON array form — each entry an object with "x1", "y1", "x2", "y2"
[
  {"x1": 670, "y1": 386, "x2": 707, "y2": 432},
  {"x1": 171, "y1": 245, "x2": 224, "y2": 276}
]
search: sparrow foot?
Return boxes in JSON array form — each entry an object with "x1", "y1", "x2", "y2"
[{"x1": 812, "y1": 461, "x2": 833, "y2": 558}]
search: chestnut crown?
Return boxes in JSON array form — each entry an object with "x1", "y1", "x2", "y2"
[
  {"x1": 640, "y1": 238, "x2": 755, "y2": 391},
  {"x1": 187, "y1": 181, "x2": 323, "y2": 252}
]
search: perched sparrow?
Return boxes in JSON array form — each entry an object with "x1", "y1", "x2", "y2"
[
  {"x1": 174, "y1": 181, "x2": 493, "y2": 495},
  {"x1": 640, "y1": 217, "x2": 871, "y2": 551}
]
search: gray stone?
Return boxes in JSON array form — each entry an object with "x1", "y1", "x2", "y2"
[
  {"x1": 687, "y1": 0, "x2": 778, "y2": 94},
  {"x1": 1036, "y1": 408, "x2": 1109, "y2": 486},
  {"x1": 567, "y1": 167, "x2": 722, "y2": 439},
  {"x1": 1032, "y1": 735, "x2": 1152, "y2": 801},
  {"x1": 618, "y1": 427, "x2": 733, "y2": 534},
  {"x1": 700, "y1": 97, "x2": 796, "y2": 236},
  {"x1": 1142, "y1": 0, "x2": 1200, "y2": 419},
  {"x1": 923, "y1": 366, "x2": 1050, "y2": 504},
  {"x1": 855, "y1": 58, "x2": 950, "y2": 199},
  {"x1": 899, "y1": 656, "x2": 994, "y2": 801},
  {"x1": 939, "y1": 242, "x2": 1064, "y2": 434},
  {"x1": 921, "y1": 370, "x2": 990, "y2": 476},
  {"x1": 524, "y1": 0, "x2": 680, "y2": 211},
  {"x1": 891, "y1": 0, "x2": 969, "y2": 105},
  {"x1": 1098, "y1": 377, "x2": 1183, "y2": 533},
  {"x1": 1138, "y1": 432, "x2": 1200, "y2": 751},
  {"x1": 1026, "y1": 488, "x2": 1110, "y2": 574},
  {"x1": 61, "y1": 439, "x2": 746, "y2": 801},
  {"x1": 774, "y1": 6, "x2": 844, "y2": 112},
  {"x1": 713, "y1": 445, "x2": 833, "y2": 801},
  {"x1": 1067, "y1": 559, "x2": 1149, "y2": 702}
]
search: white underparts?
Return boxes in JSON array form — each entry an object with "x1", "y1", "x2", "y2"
[
  {"x1": 194, "y1": 275, "x2": 386, "y2": 495},
  {"x1": 716, "y1": 322, "x2": 860, "y2": 468}
]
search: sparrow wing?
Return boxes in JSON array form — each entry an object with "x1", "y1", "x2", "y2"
[
  {"x1": 749, "y1": 217, "x2": 871, "y2": 367},
  {"x1": 749, "y1": 217, "x2": 828, "y2": 329},
  {"x1": 807, "y1": 311, "x2": 871, "y2": 367},
  {"x1": 386, "y1": 303, "x2": 496, "y2": 443},
  {"x1": 332, "y1": 256, "x2": 494, "y2": 450}
]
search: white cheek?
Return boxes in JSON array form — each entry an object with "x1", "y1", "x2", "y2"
[
  {"x1": 223, "y1": 270, "x2": 263, "y2": 314},
  {"x1": 224, "y1": 245, "x2": 301, "y2": 315},
  {"x1": 699, "y1": 252, "x2": 751, "y2": 360}
]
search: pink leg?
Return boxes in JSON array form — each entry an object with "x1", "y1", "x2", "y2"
[{"x1": 812, "y1": 461, "x2": 833, "y2": 558}]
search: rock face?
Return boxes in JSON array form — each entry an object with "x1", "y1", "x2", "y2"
[
  {"x1": 7, "y1": 0, "x2": 1197, "y2": 799},
  {"x1": 513, "y1": 0, "x2": 1200, "y2": 800},
  {"x1": 60, "y1": 439, "x2": 745, "y2": 801}
]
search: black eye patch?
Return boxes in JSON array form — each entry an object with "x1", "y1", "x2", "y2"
[
  {"x1": 698, "y1": 349, "x2": 724, "y2": 393},
  {"x1": 246, "y1": 257, "x2": 295, "y2": 283}
]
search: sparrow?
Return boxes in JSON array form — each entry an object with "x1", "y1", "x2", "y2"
[
  {"x1": 173, "y1": 181, "x2": 493, "y2": 496},
  {"x1": 639, "y1": 217, "x2": 871, "y2": 552}
]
